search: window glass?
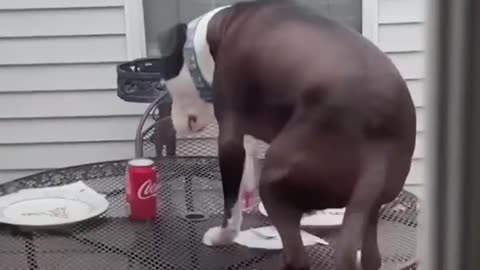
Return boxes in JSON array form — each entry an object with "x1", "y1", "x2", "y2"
[{"x1": 143, "y1": 0, "x2": 362, "y2": 57}]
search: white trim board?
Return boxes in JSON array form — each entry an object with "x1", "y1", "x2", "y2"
[
  {"x1": 362, "y1": 0, "x2": 379, "y2": 43},
  {"x1": 123, "y1": 0, "x2": 380, "y2": 59},
  {"x1": 124, "y1": 0, "x2": 146, "y2": 59}
]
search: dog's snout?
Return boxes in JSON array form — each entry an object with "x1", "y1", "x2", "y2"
[{"x1": 188, "y1": 115, "x2": 197, "y2": 130}]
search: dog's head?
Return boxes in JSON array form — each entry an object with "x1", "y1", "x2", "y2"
[{"x1": 159, "y1": 22, "x2": 215, "y2": 136}]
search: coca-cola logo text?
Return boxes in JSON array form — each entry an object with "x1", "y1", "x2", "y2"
[{"x1": 137, "y1": 180, "x2": 157, "y2": 199}]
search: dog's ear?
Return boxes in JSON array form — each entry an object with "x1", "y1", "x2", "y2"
[
  {"x1": 158, "y1": 23, "x2": 187, "y2": 77},
  {"x1": 158, "y1": 23, "x2": 187, "y2": 57}
]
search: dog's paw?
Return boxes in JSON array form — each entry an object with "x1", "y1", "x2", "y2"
[{"x1": 202, "y1": 226, "x2": 238, "y2": 246}]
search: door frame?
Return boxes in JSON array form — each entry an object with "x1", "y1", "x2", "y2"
[{"x1": 124, "y1": 0, "x2": 379, "y2": 60}]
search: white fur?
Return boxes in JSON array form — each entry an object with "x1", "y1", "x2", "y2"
[
  {"x1": 241, "y1": 135, "x2": 262, "y2": 199},
  {"x1": 202, "y1": 136, "x2": 262, "y2": 246},
  {"x1": 165, "y1": 7, "x2": 228, "y2": 136},
  {"x1": 193, "y1": 7, "x2": 221, "y2": 85},
  {"x1": 166, "y1": 64, "x2": 215, "y2": 136},
  {"x1": 164, "y1": 6, "x2": 264, "y2": 246},
  {"x1": 203, "y1": 200, "x2": 242, "y2": 246}
]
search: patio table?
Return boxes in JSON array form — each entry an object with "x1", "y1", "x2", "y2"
[{"x1": 0, "y1": 157, "x2": 419, "y2": 270}]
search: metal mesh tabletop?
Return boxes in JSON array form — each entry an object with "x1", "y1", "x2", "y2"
[{"x1": 0, "y1": 158, "x2": 418, "y2": 270}]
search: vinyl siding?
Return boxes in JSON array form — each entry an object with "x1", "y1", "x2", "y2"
[
  {"x1": 0, "y1": 1, "x2": 148, "y2": 183},
  {"x1": 0, "y1": 116, "x2": 151, "y2": 144},
  {"x1": 0, "y1": 91, "x2": 148, "y2": 119},
  {"x1": 0, "y1": 0, "x2": 124, "y2": 10},
  {"x1": 0, "y1": 142, "x2": 136, "y2": 170},
  {"x1": 0, "y1": 8, "x2": 126, "y2": 37},
  {"x1": 378, "y1": 0, "x2": 427, "y2": 198},
  {"x1": 0, "y1": 36, "x2": 127, "y2": 65},
  {"x1": 0, "y1": 64, "x2": 119, "y2": 92}
]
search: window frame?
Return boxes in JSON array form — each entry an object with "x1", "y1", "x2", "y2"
[{"x1": 124, "y1": 0, "x2": 379, "y2": 60}]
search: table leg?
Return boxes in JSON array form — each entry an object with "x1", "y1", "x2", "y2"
[
  {"x1": 157, "y1": 103, "x2": 176, "y2": 158},
  {"x1": 151, "y1": 116, "x2": 176, "y2": 158}
]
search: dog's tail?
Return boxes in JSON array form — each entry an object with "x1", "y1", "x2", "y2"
[{"x1": 336, "y1": 142, "x2": 389, "y2": 264}]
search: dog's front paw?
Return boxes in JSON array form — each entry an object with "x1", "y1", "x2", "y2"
[{"x1": 202, "y1": 226, "x2": 239, "y2": 246}]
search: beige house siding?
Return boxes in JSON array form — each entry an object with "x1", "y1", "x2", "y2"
[
  {"x1": 0, "y1": 0, "x2": 149, "y2": 183},
  {"x1": 377, "y1": 0, "x2": 427, "y2": 197}
]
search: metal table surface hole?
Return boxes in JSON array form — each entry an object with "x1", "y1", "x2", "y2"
[{"x1": 184, "y1": 212, "x2": 208, "y2": 222}]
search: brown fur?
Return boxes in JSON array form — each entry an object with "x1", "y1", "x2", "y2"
[{"x1": 203, "y1": 1, "x2": 416, "y2": 269}]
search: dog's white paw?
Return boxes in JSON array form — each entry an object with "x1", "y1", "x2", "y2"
[{"x1": 202, "y1": 226, "x2": 239, "y2": 246}]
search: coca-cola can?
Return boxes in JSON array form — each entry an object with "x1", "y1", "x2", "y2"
[{"x1": 125, "y1": 158, "x2": 157, "y2": 221}]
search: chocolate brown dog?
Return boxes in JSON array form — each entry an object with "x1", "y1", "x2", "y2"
[{"x1": 161, "y1": 1, "x2": 416, "y2": 269}]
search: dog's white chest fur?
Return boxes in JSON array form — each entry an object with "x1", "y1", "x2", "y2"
[{"x1": 191, "y1": 7, "x2": 222, "y2": 86}]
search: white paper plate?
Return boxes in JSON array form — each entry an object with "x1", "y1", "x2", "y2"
[
  {"x1": 258, "y1": 202, "x2": 345, "y2": 227},
  {"x1": 234, "y1": 226, "x2": 329, "y2": 250},
  {"x1": 0, "y1": 188, "x2": 109, "y2": 227}
]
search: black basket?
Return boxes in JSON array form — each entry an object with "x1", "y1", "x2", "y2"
[{"x1": 116, "y1": 57, "x2": 175, "y2": 103}]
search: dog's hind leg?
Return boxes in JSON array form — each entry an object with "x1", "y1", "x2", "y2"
[
  {"x1": 361, "y1": 206, "x2": 382, "y2": 270},
  {"x1": 334, "y1": 143, "x2": 389, "y2": 270},
  {"x1": 259, "y1": 166, "x2": 309, "y2": 270},
  {"x1": 335, "y1": 206, "x2": 370, "y2": 270}
]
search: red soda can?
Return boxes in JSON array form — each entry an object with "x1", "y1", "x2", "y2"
[{"x1": 125, "y1": 158, "x2": 157, "y2": 221}]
